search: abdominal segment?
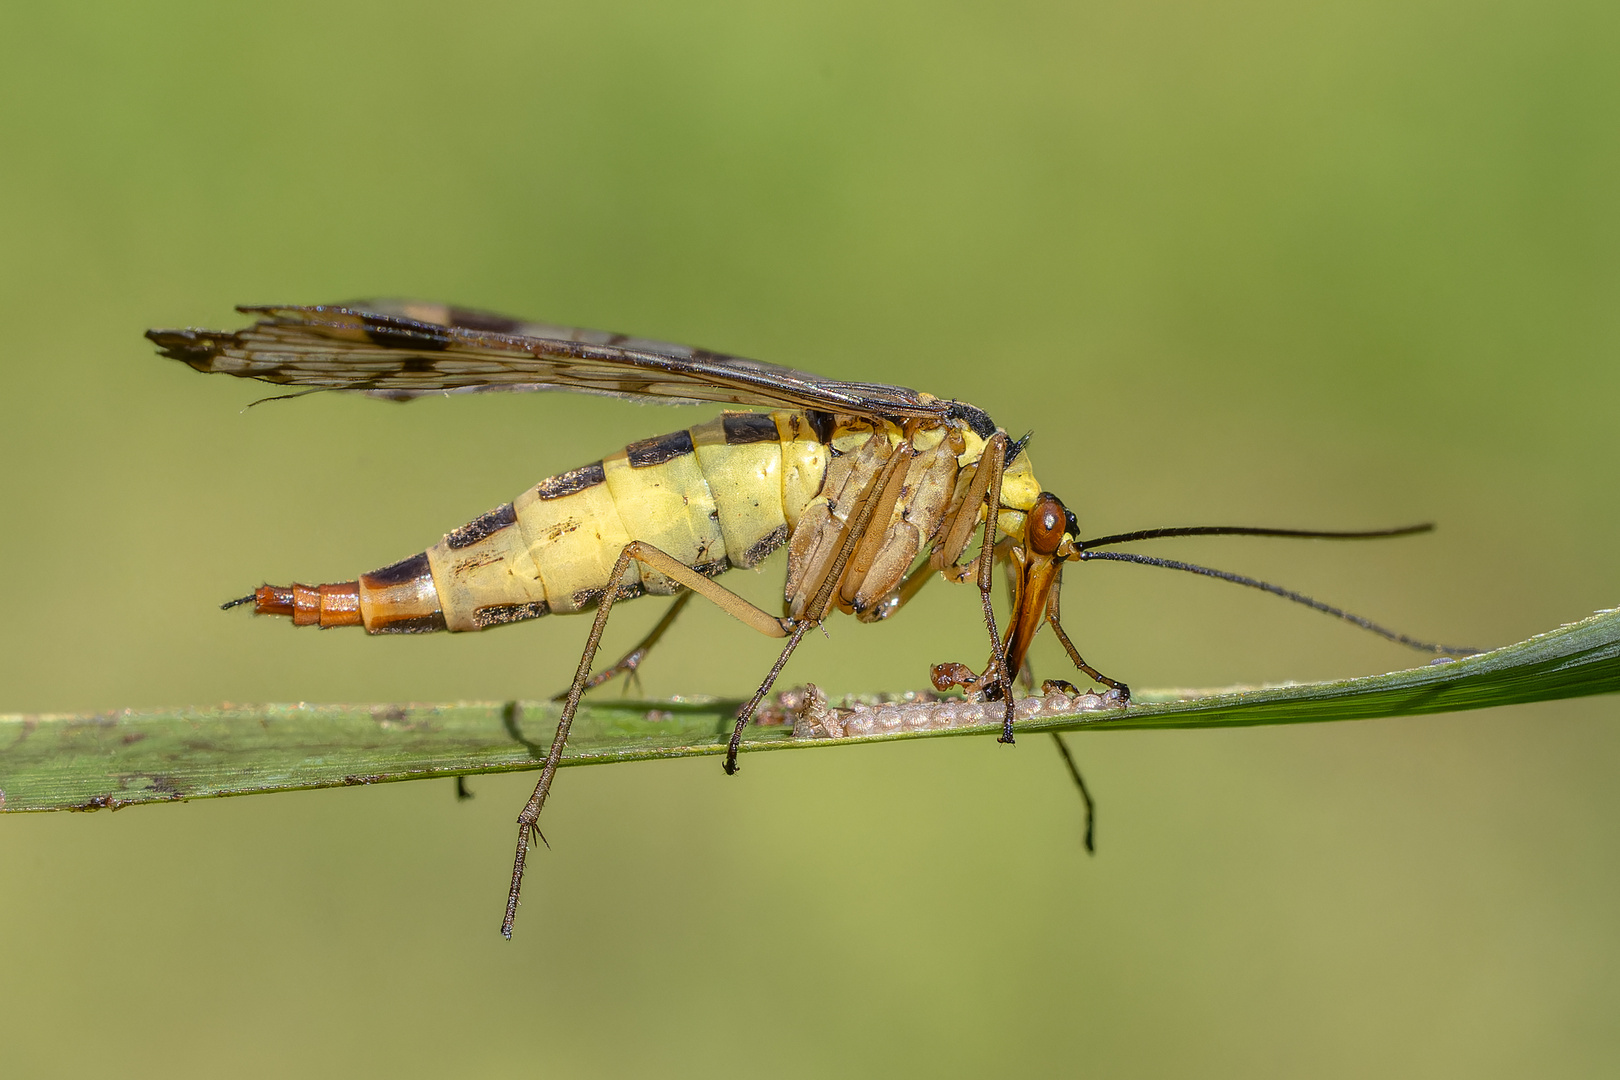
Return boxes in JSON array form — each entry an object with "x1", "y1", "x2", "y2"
[{"x1": 247, "y1": 410, "x2": 824, "y2": 634}]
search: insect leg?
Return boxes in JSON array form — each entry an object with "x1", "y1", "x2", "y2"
[
  {"x1": 1044, "y1": 567, "x2": 1130, "y2": 701},
  {"x1": 550, "y1": 591, "x2": 694, "y2": 701},
  {"x1": 930, "y1": 439, "x2": 1002, "y2": 578},
  {"x1": 917, "y1": 435, "x2": 1018, "y2": 735},
  {"x1": 969, "y1": 433, "x2": 1017, "y2": 744},
  {"x1": 504, "y1": 541, "x2": 791, "y2": 939},
  {"x1": 858, "y1": 535, "x2": 1019, "y2": 625},
  {"x1": 1048, "y1": 734, "x2": 1096, "y2": 853},
  {"x1": 722, "y1": 620, "x2": 815, "y2": 774},
  {"x1": 725, "y1": 437, "x2": 919, "y2": 772}
]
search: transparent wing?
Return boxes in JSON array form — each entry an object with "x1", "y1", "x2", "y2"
[{"x1": 147, "y1": 301, "x2": 962, "y2": 421}]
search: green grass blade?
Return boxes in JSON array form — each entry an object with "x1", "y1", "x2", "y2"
[{"x1": 3, "y1": 609, "x2": 1617, "y2": 813}]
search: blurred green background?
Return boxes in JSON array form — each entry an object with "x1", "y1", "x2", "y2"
[{"x1": 2, "y1": 0, "x2": 1618, "y2": 1075}]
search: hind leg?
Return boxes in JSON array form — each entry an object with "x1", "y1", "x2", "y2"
[
  {"x1": 504, "y1": 541, "x2": 794, "y2": 939},
  {"x1": 551, "y1": 591, "x2": 694, "y2": 700}
]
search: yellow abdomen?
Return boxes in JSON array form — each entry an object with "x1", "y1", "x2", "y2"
[
  {"x1": 247, "y1": 408, "x2": 1039, "y2": 635},
  {"x1": 344, "y1": 411, "x2": 827, "y2": 633}
]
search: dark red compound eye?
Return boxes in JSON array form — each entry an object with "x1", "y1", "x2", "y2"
[{"x1": 1028, "y1": 492, "x2": 1068, "y2": 556}]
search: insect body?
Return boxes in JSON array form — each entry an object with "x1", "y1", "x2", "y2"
[
  {"x1": 230, "y1": 406, "x2": 1034, "y2": 641},
  {"x1": 148, "y1": 301, "x2": 1469, "y2": 938}
]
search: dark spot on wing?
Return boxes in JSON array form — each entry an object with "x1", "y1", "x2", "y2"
[
  {"x1": 536, "y1": 461, "x2": 607, "y2": 500},
  {"x1": 627, "y1": 429, "x2": 696, "y2": 467},
  {"x1": 361, "y1": 552, "x2": 434, "y2": 588},
  {"x1": 363, "y1": 315, "x2": 452, "y2": 352},
  {"x1": 445, "y1": 307, "x2": 524, "y2": 335},
  {"x1": 146, "y1": 328, "x2": 225, "y2": 370},
  {"x1": 722, "y1": 413, "x2": 779, "y2": 445},
  {"x1": 445, "y1": 503, "x2": 518, "y2": 549},
  {"x1": 400, "y1": 356, "x2": 439, "y2": 373}
]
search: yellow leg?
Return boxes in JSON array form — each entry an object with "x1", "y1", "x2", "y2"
[
  {"x1": 837, "y1": 440, "x2": 915, "y2": 605},
  {"x1": 550, "y1": 591, "x2": 694, "y2": 700},
  {"x1": 877, "y1": 456, "x2": 1020, "y2": 623},
  {"x1": 503, "y1": 540, "x2": 793, "y2": 939},
  {"x1": 931, "y1": 438, "x2": 1002, "y2": 576}
]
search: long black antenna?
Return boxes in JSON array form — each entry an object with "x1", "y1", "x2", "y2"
[
  {"x1": 1080, "y1": 523, "x2": 1433, "y2": 549},
  {"x1": 1077, "y1": 549, "x2": 1478, "y2": 656}
]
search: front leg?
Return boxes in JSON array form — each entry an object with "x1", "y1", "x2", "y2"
[{"x1": 1043, "y1": 568, "x2": 1130, "y2": 702}]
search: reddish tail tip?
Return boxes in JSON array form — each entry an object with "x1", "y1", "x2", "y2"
[{"x1": 223, "y1": 582, "x2": 361, "y2": 627}]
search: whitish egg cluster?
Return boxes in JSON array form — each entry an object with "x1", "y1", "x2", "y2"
[{"x1": 785, "y1": 684, "x2": 1125, "y2": 740}]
